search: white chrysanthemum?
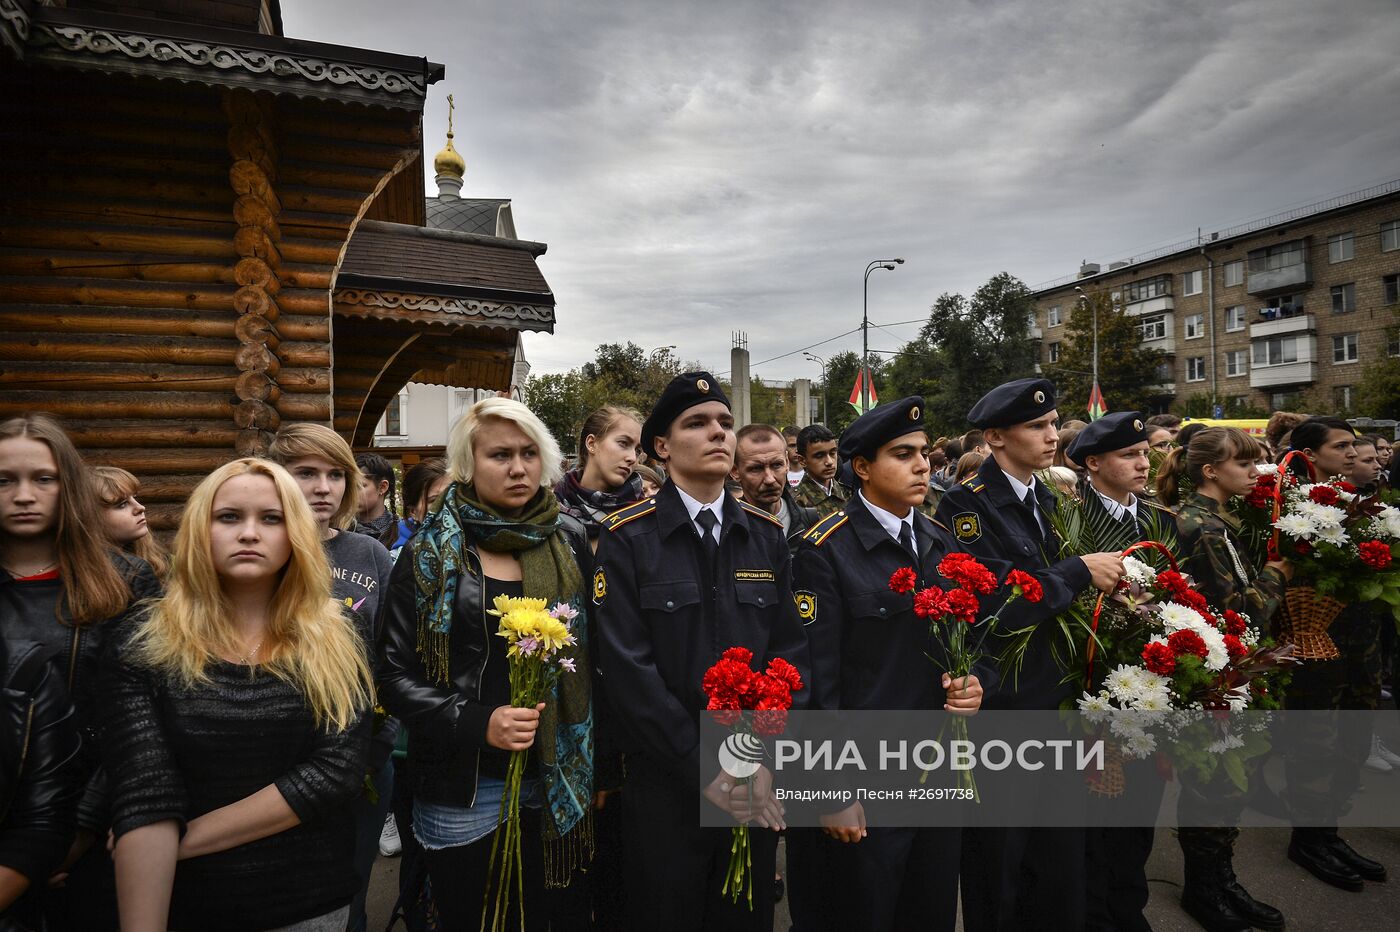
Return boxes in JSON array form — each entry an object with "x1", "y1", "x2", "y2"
[
  {"x1": 1207, "y1": 734, "x2": 1245, "y2": 754},
  {"x1": 1123, "y1": 556, "x2": 1158, "y2": 587},
  {"x1": 1294, "y1": 501, "x2": 1346, "y2": 528},
  {"x1": 1255, "y1": 463, "x2": 1279, "y2": 476},
  {"x1": 1314, "y1": 523, "x2": 1349, "y2": 546},
  {"x1": 1104, "y1": 666, "x2": 1146, "y2": 698},
  {"x1": 1157, "y1": 602, "x2": 1201, "y2": 632},
  {"x1": 1378, "y1": 509, "x2": 1400, "y2": 540},
  {"x1": 1274, "y1": 513, "x2": 1319, "y2": 540},
  {"x1": 1078, "y1": 691, "x2": 1112, "y2": 715},
  {"x1": 1197, "y1": 625, "x2": 1230, "y2": 672},
  {"x1": 1225, "y1": 684, "x2": 1250, "y2": 711},
  {"x1": 1109, "y1": 716, "x2": 1146, "y2": 741},
  {"x1": 1133, "y1": 691, "x2": 1170, "y2": 712},
  {"x1": 1123, "y1": 731, "x2": 1157, "y2": 758}
]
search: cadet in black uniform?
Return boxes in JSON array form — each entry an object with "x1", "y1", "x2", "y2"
[
  {"x1": 787, "y1": 397, "x2": 984, "y2": 932},
  {"x1": 1064, "y1": 413, "x2": 1173, "y2": 932},
  {"x1": 933, "y1": 378, "x2": 1124, "y2": 932},
  {"x1": 594, "y1": 372, "x2": 809, "y2": 932}
]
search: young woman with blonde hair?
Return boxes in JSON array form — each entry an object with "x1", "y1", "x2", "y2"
[
  {"x1": 380, "y1": 397, "x2": 594, "y2": 931},
  {"x1": 1, "y1": 413, "x2": 160, "y2": 929},
  {"x1": 104, "y1": 457, "x2": 374, "y2": 932},
  {"x1": 91, "y1": 465, "x2": 168, "y2": 578}
]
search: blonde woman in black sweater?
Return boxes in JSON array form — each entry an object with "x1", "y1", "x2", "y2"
[{"x1": 104, "y1": 458, "x2": 374, "y2": 932}]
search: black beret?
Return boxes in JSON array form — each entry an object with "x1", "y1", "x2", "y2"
[
  {"x1": 839, "y1": 396, "x2": 927, "y2": 462},
  {"x1": 967, "y1": 378, "x2": 1057, "y2": 429},
  {"x1": 642, "y1": 371, "x2": 731, "y2": 459},
  {"x1": 1064, "y1": 411, "x2": 1148, "y2": 466}
]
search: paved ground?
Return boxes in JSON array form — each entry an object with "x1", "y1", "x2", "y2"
[{"x1": 366, "y1": 826, "x2": 1400, "y2": 930}]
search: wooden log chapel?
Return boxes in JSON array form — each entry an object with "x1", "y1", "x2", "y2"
[{"x1": 0, "y1": 0, "x2": 559, "y2": 530}]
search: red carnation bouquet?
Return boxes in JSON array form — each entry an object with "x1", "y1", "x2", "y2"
[
  {"x1": 1235, "y1": 461, "x2": 1400, "y2": 658},
  {"x1": 888, "y1": 553, "x2": 1043, "y2": 797},
  {"x1": 701, "y1": 647, "x2": 804, "y2": 908}
]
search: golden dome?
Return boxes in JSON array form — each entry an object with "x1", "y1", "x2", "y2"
[{"x1": 434, "y1": 133, "x2": 465, "y2": 177}]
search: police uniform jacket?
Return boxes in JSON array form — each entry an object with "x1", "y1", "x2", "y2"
[
  {"x1": 934, "y1": 455, "x2": 1091, "y2": 710},
  {"x1": 793, "y1": 493, "x2": 969, "y2": 714},
  {"x1": 594, "y1": 481, "x2": 810, "y2": 791}
]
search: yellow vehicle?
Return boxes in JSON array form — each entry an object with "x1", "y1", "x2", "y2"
[{"x1": 1179, "y1": 418, "x2": 1269, "y2": 437}]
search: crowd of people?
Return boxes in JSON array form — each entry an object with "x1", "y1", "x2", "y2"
[{"x1": 0, "y1": 376, "x2": 1395, "y2": 931}]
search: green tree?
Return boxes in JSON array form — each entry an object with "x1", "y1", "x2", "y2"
[
  {"x1": 1052, "y1": 290, "x2": 1167, "y2": 421},
  {"x1": 525, "y1": 371, "x2": 589, "y2": 452},
  {"x1": 526, "y1": 343, "x2": 684, "y2": 453},
  {"x1": 884, "y1": 273, "x2": 1039, "y2": 435},
  {"x1": 1175, "y1": 392, "x2": 1270, "y2": 419},
  {"x1": 1357, "y1": 326, "x2": 1400, "y2": 417}
]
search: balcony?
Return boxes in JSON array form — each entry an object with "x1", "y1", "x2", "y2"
[
  {"x1": 1246, "y1": 262, "x2": 1312, "y2": 296},
  {"x1": 1250, "y1": 311, "x2": 1315, "y2": 339},
  {"x1": 1029, "y1": 325, "x2": 1043, "y2": 340},
  {"x1": 1250, "y1": 361, "x2": 1318, "y2": 389},
  {"x1": 1124, "y1": 295, "x2": 1174, "y2": 316},
  {"x1": 1141, "y1": 334, "x2": 1175, "y2": 354}
]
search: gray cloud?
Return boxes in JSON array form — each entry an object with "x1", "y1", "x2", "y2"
[{"x1": 285, "y1": 0, "x2": 1400, "y2": 379}]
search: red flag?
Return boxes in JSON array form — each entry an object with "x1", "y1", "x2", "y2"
[
  {"x1": 848, "y1": 367, "x2": 879, "y2": 412},
  {"x1": 1088, "y1": 381, "x2": 1108, "y2": 421}
]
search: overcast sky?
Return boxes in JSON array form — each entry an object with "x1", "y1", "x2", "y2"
[{"x1": 286, "y1": 0, "x2": 1400, "y2": 382}]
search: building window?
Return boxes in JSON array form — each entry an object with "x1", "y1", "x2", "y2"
[
  {"x1": 1248, "y1": 240, "x2": 1305, "y2": 273},
  {"x1": 1259, "y1": 294, "x2": 1303, "y2": 320},
  {"x1": 1048, "y1": 305, "x2": 1062, "y2": 327},
  {"x1": 1383, "y1": 220, "x2": 1400, "y2": 252},
  {"x1": 1184, "y1": 313, "x2": 1204, "y2": 339},
  {"x1": 1384, "y1": 274, "x2": 1399, "y2": 305},
  {"x1": 1182, "y1": 270, "x2": 1203, "y2": 296},
  {"x1": 384, "y1": 393, "x2": 404, "y2": 436},
  {"x1": 1334, "y1": 385, "x2": 1354, "y2": 413},
  {"x1": 1140, "y1": 315, "x2": 1167, "y2": 341},
  {"x1": 1330, "y1": 282, "x2": 1356, "y2": 314},
  {"x1": 1271, "y1": 390, "x2": 1304, "y2": 409},
  {"x1": 1047, "y1": 342, "x2": 1060, "y2": 363},
  {"x1": 1230, "y1": 395, "x2": 1250, "y2": 409},
  {"x1": 1253, "y1": 336, "x2": 1300, "y2": 367},
  {"x1": 1389, "y1": 328, "x2": 1400, "y2": 358},
  {"x1": 1333, "y1": 333, "x2": 1359, "y2": 363},
  {"x1": 1328, "y1": 232, "x2": 1355, "y2": 263},
  {"x1": 1224, "y1": 305, "x2": 1245, "y2": 332},
  {"x1": 1153, "y1": 362, "x2": 1172, "y2": 383},
  {"x1": 1124, "y1": 275, "x2": 1171, "y2": 303},
  {"x1": 1186, "y1": 357, "x2": 1206, "y2": 382},
  {"x1": 1223, "y1": 260, "x2": 1244, "y2": 287},
  {"x1": 1226, "y1": 350, "x2": 1247, "y2": 377}
]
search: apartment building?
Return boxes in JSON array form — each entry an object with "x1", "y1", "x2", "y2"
[{"x1": 1031, "y1": 181, "x2": 1400, "y2": 415}]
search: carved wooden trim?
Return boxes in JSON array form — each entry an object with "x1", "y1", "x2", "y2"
[{"x1": 336, "y1": 289, "x2": 556, "y2": 331}]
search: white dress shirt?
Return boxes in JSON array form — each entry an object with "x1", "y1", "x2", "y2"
[
  {"x1": 675, "y1": 484, "x2": 727, "y2": 542},
  {"x1": 858, "y1": 490, "x2": 915, "y2": 545}
]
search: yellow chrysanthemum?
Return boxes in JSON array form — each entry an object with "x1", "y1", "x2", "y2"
[{"x1": 536, "y1": 616, "x2": 572, "y2": 652}]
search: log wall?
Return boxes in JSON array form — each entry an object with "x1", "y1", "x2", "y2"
[{"x1": 0, "y1": 69, "x2": 421, "y2": 529}]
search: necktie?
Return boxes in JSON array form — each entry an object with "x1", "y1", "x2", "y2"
[
  {"x1": 1023, "y1": 488, "x2": 1046, "y2": 537},
  {"x1": 898, "y1": 521, "x2": 918, "y2": 564},
  {"x1": 695, "y1": 508, "x2": 719, "y2": 567}
]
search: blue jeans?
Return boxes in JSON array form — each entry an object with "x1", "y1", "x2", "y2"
[{"x1": 346, "y1": 759, "x2": 394, "y2": 932}]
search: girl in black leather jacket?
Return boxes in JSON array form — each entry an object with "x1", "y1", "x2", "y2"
[
  {"x1": 0, "y1": 414, "x2": 160, "y2": 930},
  {"x1": 379, "y1": 398, "x2": 594, "y2": 932}
]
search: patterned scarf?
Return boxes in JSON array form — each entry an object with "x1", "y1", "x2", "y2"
[
  {"x1": 554, "y1": 469, "x2": 643, "y2": 537},
  {"x1": 412, "y1": 481, "x2": 593, "y2": 858}
]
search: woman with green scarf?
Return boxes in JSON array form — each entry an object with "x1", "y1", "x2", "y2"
[{"x1": 379, "y1": 398, "x2": 594, "y2": 932}]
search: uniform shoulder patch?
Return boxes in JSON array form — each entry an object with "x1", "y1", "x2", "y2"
[
  {"x1": 601, "y1": 498, "x2": 656, "y2": 533},
  {"x1": 958, "y1": 476, "x2": 985, "y2": 493},
  {"x1": 802, "y1": 510, "x2": 849, "y2": 547},
  {"x1": 740, "y1": 501, "x2": 784, "y2": 527},
  {"x1": 951, "y1": 512, "x2": 982, "y2": 542},
  {"x1": 793, "y1": 589, "x2": 817, "y2": 624}
]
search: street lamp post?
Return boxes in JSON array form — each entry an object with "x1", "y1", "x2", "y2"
[
  {"x1": 1075, "y1": 286, "x2": 1097, "y2": 389},
  {"x1": 862, "y1": 258, "x2": 904, "y2": 413},
  {"x1": 803, "y1": 352, "x2": 828, "y2": 425},
  {"x1": 649, "y1": 344, "x2": 677, "y2": 363}
]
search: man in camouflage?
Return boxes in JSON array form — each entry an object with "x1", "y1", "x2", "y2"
[{"x1": 792, "y1": 424, "x2": 848, "y2": 518}]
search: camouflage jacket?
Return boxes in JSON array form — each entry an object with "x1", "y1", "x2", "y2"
[
  {"x1": 1175, "y1": 491, "x2": 1286, "y2": 626},
  {"x1": 792, "y1": 474, "x2": 849, "y2": 518}
]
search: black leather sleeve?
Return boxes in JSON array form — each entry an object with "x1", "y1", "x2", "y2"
[
  {"x1": 375, "y1": 544, "x2": 494, "y2": 752},
  {"x1": 0, "y1": 644, "x2": 82, "y2": 885}
]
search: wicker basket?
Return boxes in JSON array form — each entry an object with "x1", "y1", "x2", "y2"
[
  {"x1": 1087, "y1": 741, "x2": 1126, "y2": 799},
  {"x1": 1278, "y1": 586, "x2": 1343, "y2": 661}
]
